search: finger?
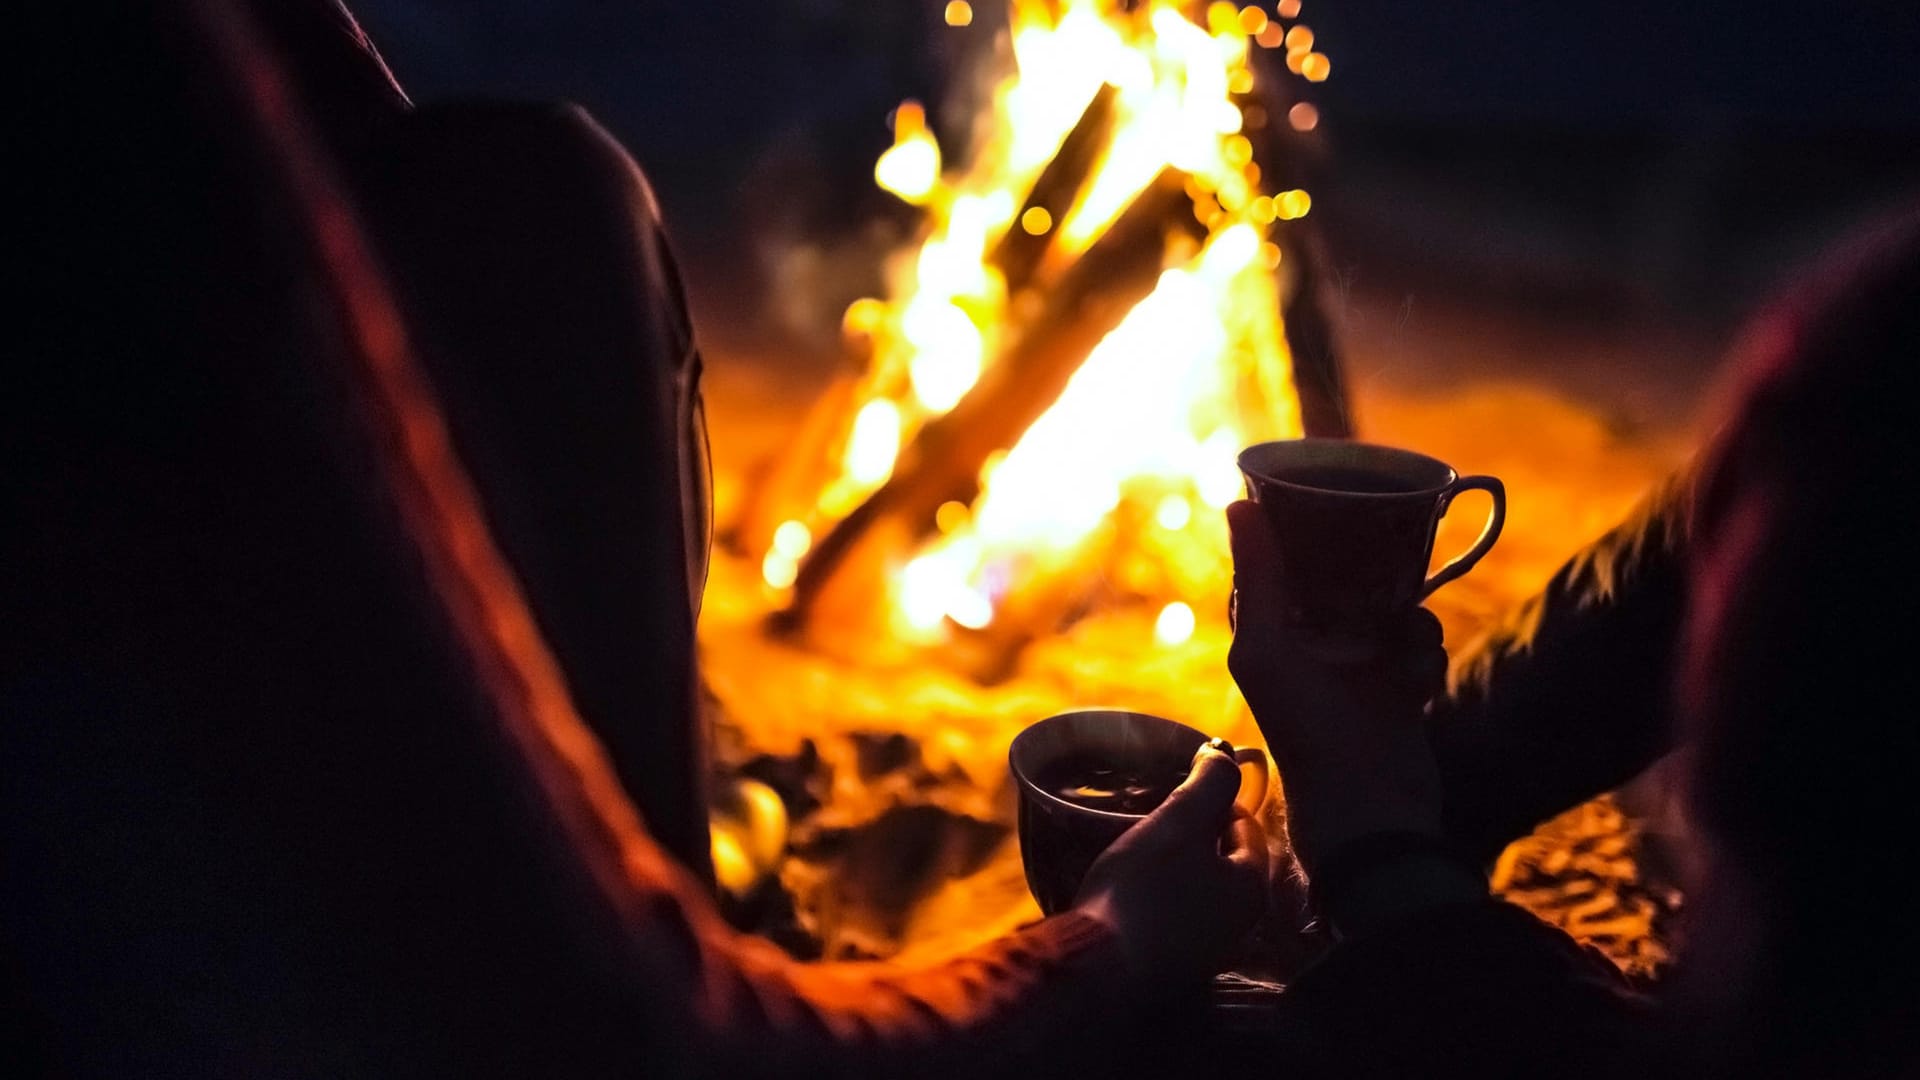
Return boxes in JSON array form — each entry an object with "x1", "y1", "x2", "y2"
[
  {"x1": 1406, "y1": 607, "x2": 1444, "y2": 650},
  {"x1": 1400, "y1": 608, "x2": 1448, "y2": 696},
  {"x1": 1139, "y1": 746, "x2": 1242, "y2": 845},
  {"x1": 1416, "y1": 647, "x2": 1449, "y2": 696},
  {"x1": 1226, "y1": 501, "x2": 1281, "y2": 610},
  {"x1": 1220, "y1": 812, "x2": 1269, "y2": 877}
]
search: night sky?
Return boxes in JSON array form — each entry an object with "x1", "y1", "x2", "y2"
[
  {"x1": 1302, "y1": 0, "x2": 1919, "y2": 129},
  {"x1": 353, "y1": 3, "x2": 1917, "y2": 220},
  {"x1": 349, "y1": 1, "x2": 1920, "y2": 333},
  {"x1": 355, "y1": 1, "x2": 1920, "y2": 148}
]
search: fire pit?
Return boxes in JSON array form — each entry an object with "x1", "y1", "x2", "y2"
[{"x1": 698, "y1": 0, "x2": 1684, "y2": 976}]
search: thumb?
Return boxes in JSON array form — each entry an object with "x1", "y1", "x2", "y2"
[{"x1": 1137, "y1": 745, "x2": 1241, "y2": 846}]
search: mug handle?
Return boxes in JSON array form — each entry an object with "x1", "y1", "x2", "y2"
[
  {"x1": 1232, "y1": 747, "x2": 1269, "y2": 816},
  {"x1": 1421, "y1": 475, "x2": 1507, "y2": 598}
]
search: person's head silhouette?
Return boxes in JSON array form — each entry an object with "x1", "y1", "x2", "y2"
[{"x1": 1679, "y1": 206, "x2": 1920, "y2": 1075}]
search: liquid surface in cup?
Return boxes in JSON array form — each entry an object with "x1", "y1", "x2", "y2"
[
  {"x1": 1035, "y1": 754, "x2": 1185, "y2": 815},
  {"x1": 1267, "y1": 463, "x2": 1426, "y2": 495}
]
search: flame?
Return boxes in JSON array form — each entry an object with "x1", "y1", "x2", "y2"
[
  {"x1": 768, "y1": 0, "x2": 1323, "y2": 644},
  {"x1": 845, "y1": 399, "x2": 903, "y2": 486}
]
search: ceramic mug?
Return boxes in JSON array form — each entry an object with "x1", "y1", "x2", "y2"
[
  {"x1": 1009, "y1": 709, "x2": 1269, "y2": 915},
  {"x1": 1236, "y1": 438, "x2": 1505, "y2": 641}
]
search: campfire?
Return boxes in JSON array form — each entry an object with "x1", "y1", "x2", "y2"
[
  {"x1": 745, "y1": 0, "x2": 1347, "y2": 669},
  {"x1": 699, "y1": 0, "x2": 1675, "y2": 975}
]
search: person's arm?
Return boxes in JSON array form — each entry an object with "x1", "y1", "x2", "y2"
[
  {"x1": 1282, "y1": 897, "x2": 1655, "y2": 1076},
  {"x1": 1224, "y1": 501, "x2": 1468, "y2": 913},
  {"x1": 1223, "y1": 503, "x2": 1655, "y2": 1076},
  {"x1": 1429, "y1": 471, "x2": 1694, "y2": 865},
  {"x1": 555, "y1": 740, "x2": 1265, "y2": 1077}
]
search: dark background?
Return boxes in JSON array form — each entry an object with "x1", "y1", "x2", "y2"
[{"x1": 351, "y1": 0, "x2": 1920, "y2": 427}]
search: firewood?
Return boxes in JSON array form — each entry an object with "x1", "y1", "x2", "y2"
[
  {"x1": 945, "y1": 527, "x2": 1119, "y2": 683},
  {"x1": 1276, "y1": 219, "x2": 1352, "y2": 438},
  {"x1": 773, "y1": 168, "x2": 1206, "y2": 634},
  {"x1": 1241, "y1": 65, "x2": 1352, "y2": 439},
  {"x1": 989, "y1": 83, "x2": 1118, "y2": 294}
]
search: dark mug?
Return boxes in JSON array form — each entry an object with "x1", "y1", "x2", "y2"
[
  {"x1": 1236, "y1": 438, "x2": 1506, "y2": 643},
  {"x1": 1009, "y1": 709, "x2": 1268, "y2": 916}
]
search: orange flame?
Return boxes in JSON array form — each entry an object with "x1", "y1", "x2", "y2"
[{"x1": 774, "y1": 0, "x2": 1321, "y2": 644}]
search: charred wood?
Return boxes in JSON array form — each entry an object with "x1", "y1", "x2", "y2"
[
  {"x1": 989, "y1": 83, "x2": 1118, "y2": 295},
  {"x1": 773, "y1": 168, "x2": 1206, "y2": 634}
]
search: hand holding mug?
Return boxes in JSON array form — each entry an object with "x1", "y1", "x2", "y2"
[
  {"x1": 1009, "y1": 711, "x2": 1271, "y2": 986},
  {"x1": 1226, "y1": 499, "x2": 1449, "y2": 877},
  {"x1": 1074, "y1": 745, "x2": 1270, "y2": 986}
]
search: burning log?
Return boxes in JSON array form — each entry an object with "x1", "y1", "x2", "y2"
[
  {"x1": 988, "y1": 83, "x2": 1118, "y2": 294},
  {"x1": 774, "y1": 167, "x2": 1207, "y2": 635},
  {"x1": 944, "y1": 525, "x2": 1119, "y2": 683},
  {"x1": 1276, "y1": 220, "x2": 1351, "y2": 438},
  {"x1": 743, "y1": 3, "x2": 1352, "y2": 657},
  {"x1": 1241, "y1": 63, "x2": 1351, "y2": 439},
  {"x1": 741, "y1": 86, "x2": 1119, "y2": 563}
]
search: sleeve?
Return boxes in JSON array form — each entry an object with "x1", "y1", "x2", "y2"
[
  {"x1": 1282, "y1": 901, "x2": 1657, "y2": 1076},
  {"x1": 627, "y1": 879, "x2": 1141, "y2": 1077},
  {"x1": 1429, "y1": 470, "x2": 1695, "y2": 865}
]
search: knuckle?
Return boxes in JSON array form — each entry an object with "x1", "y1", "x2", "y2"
[
  {"x1": 1227, "y1": 639, "x2": 1261, "y2": 682},
  {"x1": 1193, "y1": 753, "x2": 1239, "y2": 790}
]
